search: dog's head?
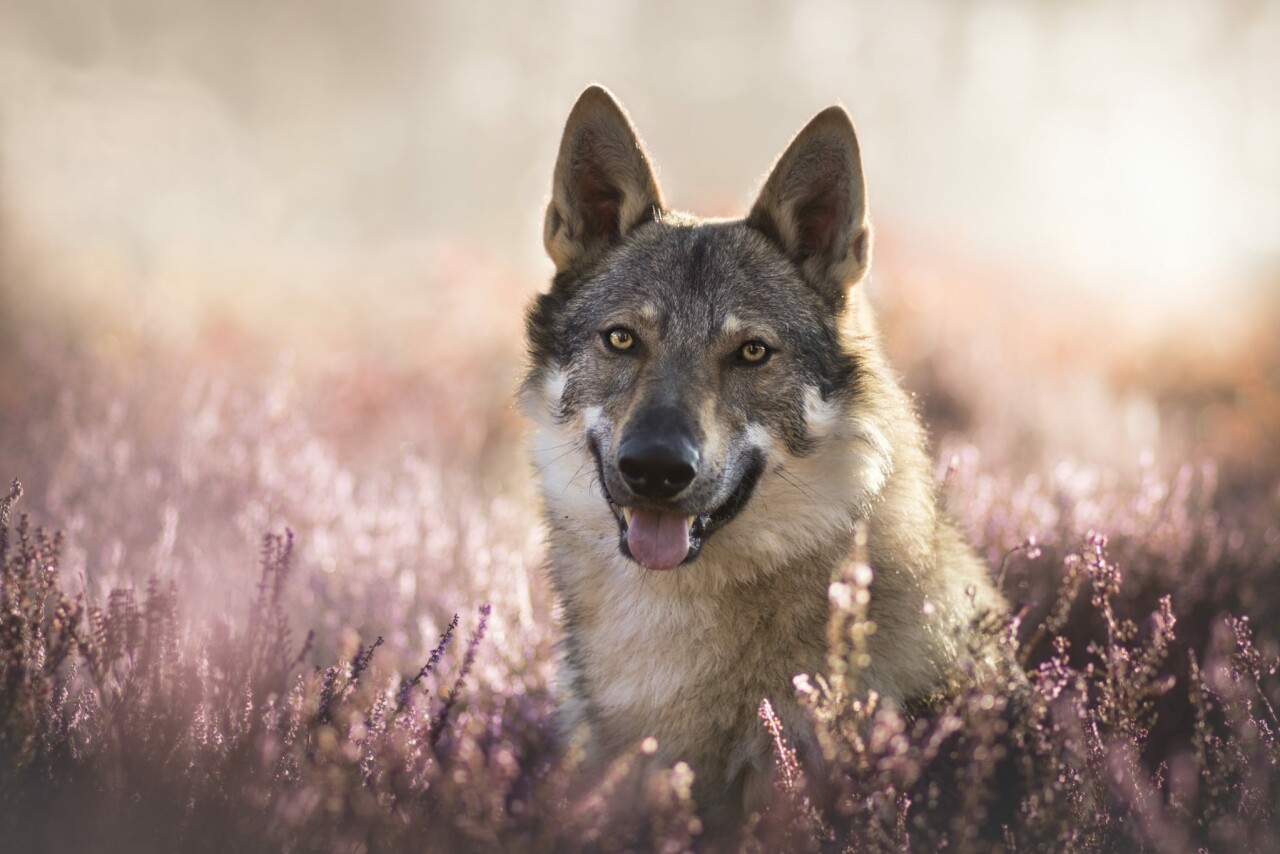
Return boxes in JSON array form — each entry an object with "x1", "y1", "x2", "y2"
[{"x1": 523, "y1": 86, "x2": 886, "y2": 577}]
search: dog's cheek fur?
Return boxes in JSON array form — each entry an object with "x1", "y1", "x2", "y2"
[
  {"x1": 704, "y1": 387, "x2": 883, "y2": 580},
  {"x1": 520, "y1": 353, "x2": 619, "y2": 568},
  {"x1": 517, "y1": 366, "x2": 566, "y2": 432},
  {"x1": 528, "y1": 417, "x2": 618, "y2": 563}
]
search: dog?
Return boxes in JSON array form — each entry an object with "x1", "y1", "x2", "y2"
[{"x1": 520, "y1": 85, "x2": 1008, "y2": 823}]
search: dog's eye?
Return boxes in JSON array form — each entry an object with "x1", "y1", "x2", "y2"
[
  {"x1": 604, "y1": 327, "x2": 637, "y2": 352},
  {"x1": 737, "y1": 341, "x2": 771, "y2": 365}
]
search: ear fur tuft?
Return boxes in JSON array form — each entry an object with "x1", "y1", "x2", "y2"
[
  {"x1": 544, "y1": 86, "x2": 665, "y2": 273},
  {"x1": 747, "y1": 106, "x2": 871, "y2": 308}
]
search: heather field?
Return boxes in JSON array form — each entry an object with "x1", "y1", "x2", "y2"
[
  {"x1": 2, "y1": 249, "x2": 1277, "y2": 852},
  {"x1": 3, "y1": 2, "x2": 1280, "y2": 852}
]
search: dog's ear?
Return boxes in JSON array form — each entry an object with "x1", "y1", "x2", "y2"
[
  {"x1": 747, "y1": 106, "x2": 871, "y2": 308},
  {"x1": 545, "y1": 86, "x2": 665, "y2": 274}
]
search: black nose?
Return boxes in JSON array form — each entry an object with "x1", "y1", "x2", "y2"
[{"x1": 617, "y1": 431, "x2": 699, "y2": 500}]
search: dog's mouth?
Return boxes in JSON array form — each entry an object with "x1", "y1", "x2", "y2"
[{"x1": 588, "y1": 439, "x2": 765, "y2": 571}]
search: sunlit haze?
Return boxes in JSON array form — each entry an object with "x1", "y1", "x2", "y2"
[{"x1": 2, "y1": 0, "x2": 1276, "y2": 338}]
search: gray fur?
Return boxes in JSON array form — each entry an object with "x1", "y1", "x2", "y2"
[{"x1": 521, "y1": 85, "x2": 1008, "y2": 823}]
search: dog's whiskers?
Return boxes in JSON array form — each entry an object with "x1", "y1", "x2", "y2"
[
  {"x1": 776, "y1": 466, "x2": 822, "y2": 506},
  {"x1": 530, "y1": 440, "x2": 578, "y2": 454},
  {"x1": 534, "y1": 440, "x2": 584, "y2": 476},
  {"x1": 562, "y1": 458, "x2": 592, "y2": 496}
]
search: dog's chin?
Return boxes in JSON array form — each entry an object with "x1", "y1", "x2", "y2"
[{"x1": 589, "y1": 445, "x2": 766, "y2": 570}]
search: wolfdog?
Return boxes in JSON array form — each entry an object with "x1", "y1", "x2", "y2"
[{"x1": 521, "y1": 86, "x2": 1008, "y2": 821}]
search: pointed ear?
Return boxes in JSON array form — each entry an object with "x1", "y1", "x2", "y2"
[
  {"x1": 544, "y1": 86, "x2": 665, "y2": 274},
  {"x1": 747, "y1": 106, "x2": 871, "y2": 307}
]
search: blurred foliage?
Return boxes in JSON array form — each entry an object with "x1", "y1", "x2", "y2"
[{"x1": 1, "y1": 1, "x2": 1278, "y2": 848}]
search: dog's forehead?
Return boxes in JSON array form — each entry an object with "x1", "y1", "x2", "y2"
[{"x1": 587, "y1": 221, "x2": 816, "y2": 329}]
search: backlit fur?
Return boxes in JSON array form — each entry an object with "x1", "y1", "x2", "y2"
[{"x1": 521, "y1": 86, "x2": 1008, "y2": 824}]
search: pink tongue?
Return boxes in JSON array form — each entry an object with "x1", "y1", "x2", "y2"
[{"x1": 626, "y1": 508, "x2": 691, "y2": 570}]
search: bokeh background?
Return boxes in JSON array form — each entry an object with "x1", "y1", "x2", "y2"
[{"x1": 1, "y1": 0, "x2": 1277, "y2": 656}]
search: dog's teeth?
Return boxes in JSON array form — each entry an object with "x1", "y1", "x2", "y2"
[
  {"x1": 686, "y1": 516, "x2": 696, "y2": 531},
  {"x1": 622, "y1": 507, "x2": 633, "y2": 526}
]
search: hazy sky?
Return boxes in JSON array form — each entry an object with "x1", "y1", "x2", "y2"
[{"x1": 2, "y1": 0, "x2": 1276, "y2": 324}]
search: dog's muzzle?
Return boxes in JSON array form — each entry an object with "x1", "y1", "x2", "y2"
[{"x1": 588, "y1": 436, "x2": 765, "y2": 571}]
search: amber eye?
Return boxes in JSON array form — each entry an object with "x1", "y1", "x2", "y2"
[
  {"x1": 604, "y1": 327, "x2": 636, "y2": 352},
  {"x1": 738, "y1": 340, "x2": 771, "y2": 365}
]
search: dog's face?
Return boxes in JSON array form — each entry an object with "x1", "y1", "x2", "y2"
[{"x1": 523, "y1": 87, "x2": 881, "y2": 577}]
